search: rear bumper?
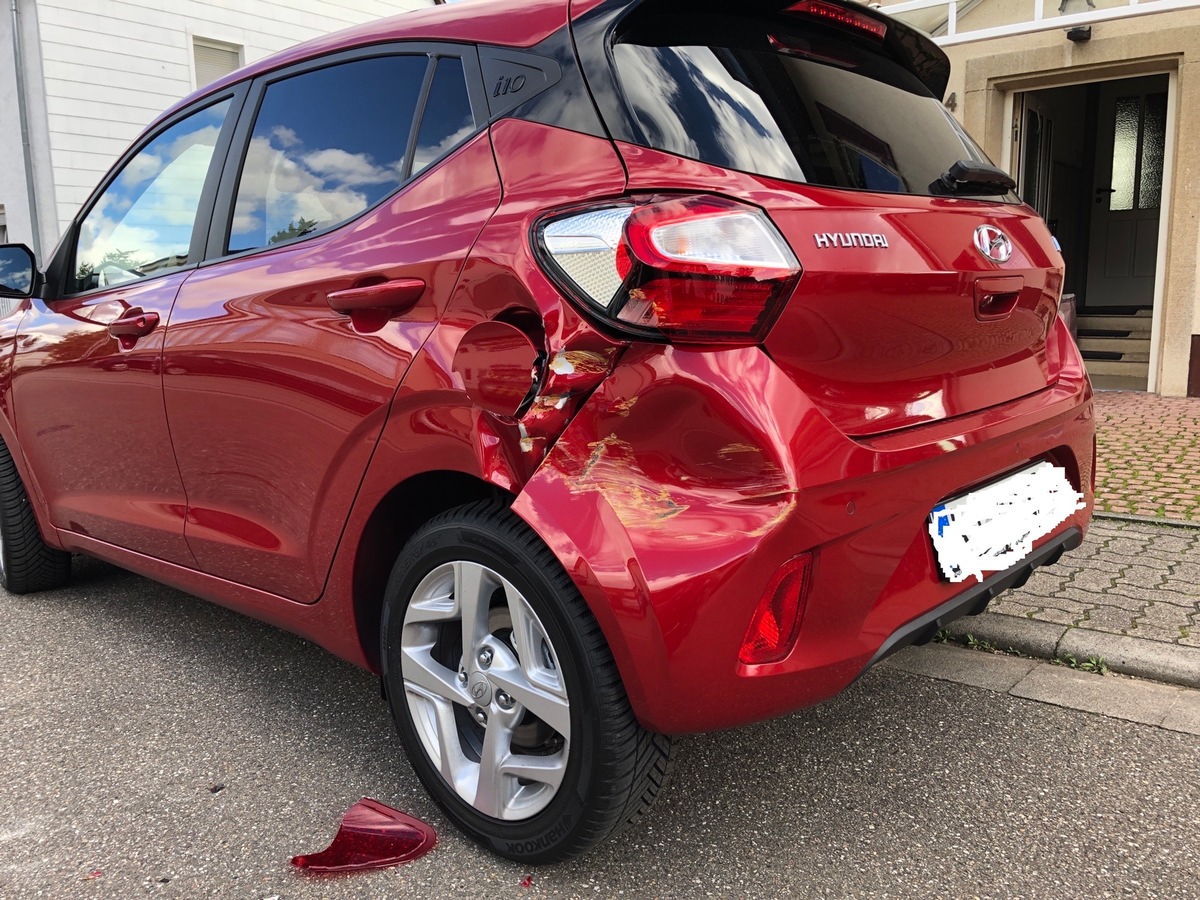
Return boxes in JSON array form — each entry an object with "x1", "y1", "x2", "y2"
[
  {"x1": 512, "y1": 330, "x2": 1094, "y2": 734},
  {"x1": 860, "y1": 526, "x2": 1082, "y2": 673}
]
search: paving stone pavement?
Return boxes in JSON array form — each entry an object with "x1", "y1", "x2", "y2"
[
  {"x1": 1094, "y1": 391, "x2": 1200, "y2": 521},
  {"x1": 928, "y1": 393, "x2": 1200, "y2": 685},
  {"x1": 987, "y1": 517, "x2": 1200, "y2": 649}
]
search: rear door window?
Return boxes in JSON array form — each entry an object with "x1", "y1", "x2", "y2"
[
  {"x1": 411, "y1": 57, "x2": 475, "y2": 177},
  {"x1": 226, "y1": 52, "x2": 482, "y2": 254},
  {"x1": 228, "y1": 55, "x2": 426, "y2": 253},
  {"x1": 611, "y1": 8, "x2": 1006, "y2": 200}
]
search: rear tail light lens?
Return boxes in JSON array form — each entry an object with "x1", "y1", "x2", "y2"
[
  {"x1": 739, "y1": 553, "x2": 813, "y2": 666},
  {"x1": 624, "y1": 197, "x2": 799, "y2": 278},
  {"x1": 537, "y1": 195, "x2": 801, "y2": 344},
  {"x1": 541, "y1": 207, "x2": 633, "y2": 310}
]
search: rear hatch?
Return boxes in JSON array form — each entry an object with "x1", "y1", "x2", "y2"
[{"x1": 571, "y1": 0, "x2": 1065, "y2": 436}]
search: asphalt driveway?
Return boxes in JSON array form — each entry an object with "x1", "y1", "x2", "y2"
[{"x1": 2, "y1": 556, "x2": 1198, "y2": 898}]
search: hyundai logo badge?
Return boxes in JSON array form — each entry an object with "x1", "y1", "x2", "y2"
[{"x1": 974, "y1": 225, "x2": 1013, "y2": 263}]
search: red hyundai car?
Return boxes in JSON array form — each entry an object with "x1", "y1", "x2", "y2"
[{"x1": 0, "y1": 0, "x2": 1092, "y2": 862}]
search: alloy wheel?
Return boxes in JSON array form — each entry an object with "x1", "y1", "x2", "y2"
[{"x1": 399, "y1": 560, "x2": 570, "y2": 821}]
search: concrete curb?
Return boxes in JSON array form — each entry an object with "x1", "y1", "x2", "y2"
[
  {"x1": 1093, "y1": 511, "x2": 1200, "y2": 529},
  {"x1": 944, "y1": 612, "x2": 1200, "y2": 690}
]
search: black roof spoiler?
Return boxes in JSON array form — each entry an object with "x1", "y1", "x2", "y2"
[
  {"x1": 875, "y1": 3, "x2": 952, "y2": 99},
  {"x1": 570, "y1": 0, "x2": 952, "y2": 100}
]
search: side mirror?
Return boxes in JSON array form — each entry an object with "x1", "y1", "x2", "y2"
[{"x1": 0, "y1": 244, "x2": 38, "y2": 299}]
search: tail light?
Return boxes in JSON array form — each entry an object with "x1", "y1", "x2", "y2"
[
  {"x1": 739, "y1": 553, "x2": 813, "y2": 666},
  {"x1": 536, "y1": 195, "x2": 801, "y2": 344}
]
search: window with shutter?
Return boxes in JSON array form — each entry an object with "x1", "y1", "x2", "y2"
[{"x1": 193, "y1": 39, "x2": 242, "y2": 89}]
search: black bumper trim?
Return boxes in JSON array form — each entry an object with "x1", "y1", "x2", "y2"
[{"x1": 863, "y1": 526, "x2": 1083, "y2": 672}]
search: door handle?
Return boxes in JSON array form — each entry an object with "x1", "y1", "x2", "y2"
[
  {"x1": 327, "y1": 278, "x2": 426, "y2": 315},
  {"x1": 108, "y1": 308, "x2": 160, "y2": 344},
  {"x1": 973, "y1": 276, "x2": 1023, "y2": 321}
]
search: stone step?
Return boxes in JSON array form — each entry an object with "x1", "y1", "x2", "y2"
[
  {"x1": 1084, "y1": 359, "x2": 1150, "y2": 377},
  {"x1": 1078, "y1": 307, "x2": 1153, "y2": 317},
  {"x1": 1083, "y1": 351, "x2": 1151, "y2": 363},
  {"x1": 1090, "y1": 373, "x2": 1149, "y2": 391},
  {"x1": 1076, "y1": 314, "x2": 1153, "y2": 334},
  {"x1": 1077, "y1": 336, "x2": 1151, "y2": 355}
]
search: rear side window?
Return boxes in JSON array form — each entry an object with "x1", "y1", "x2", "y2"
[
  {"x1": 612, "y1": 9, "x2": 1004, "y2": 199},
  {"x1": 228, "y1": 55, "x2": 426, "y2": 253},
  {"x1": 412, "y1": 57, "x2": 474, "y2": 177}
]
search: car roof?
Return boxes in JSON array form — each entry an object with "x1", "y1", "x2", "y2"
[{"x1": 151, "y1": 0, "x2": 573, "y2": 127}]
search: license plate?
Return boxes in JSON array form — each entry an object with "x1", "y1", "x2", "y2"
[{"x1": 928, "y1": 461, "x2": 1085, "y2": 584}]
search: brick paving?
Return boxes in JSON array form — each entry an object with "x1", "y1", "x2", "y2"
[
  {"x1": 1094, "y1": 391, "x2": 1200, "y2": 521},
  {"x1": 961, "y1": 392, "x2": 1200, "y2": 667},
  {"x1": 989, "y1": 518, "x2": 1200, "y2": 650}
]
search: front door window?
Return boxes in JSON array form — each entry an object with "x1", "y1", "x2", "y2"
[{"x1": 73, "y1": 98, "x2": 231, "y2": 293}]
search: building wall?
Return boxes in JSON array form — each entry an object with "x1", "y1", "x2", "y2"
[
  {"x1": 0, "y1": 0, "x2": 433, "y2": 251},
  {"x1": 1, "y1": 0, "x2": 59, "y2": 256}
]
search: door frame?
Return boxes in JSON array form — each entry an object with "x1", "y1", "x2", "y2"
[
  {"x1": 1014, "y1": 93, "x2": 1054, "y2": 220},
  {"x1": 1001, "y1": 65, "x2": 1178, "y2": 392}
]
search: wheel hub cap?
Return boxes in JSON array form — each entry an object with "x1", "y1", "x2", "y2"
[{"x1": 467, "y1": 672, "x2": 493, "y2": 706}]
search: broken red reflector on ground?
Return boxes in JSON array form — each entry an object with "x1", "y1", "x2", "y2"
[{"x1": 290, "y1": 798, "x2": 436, "y2": 874}]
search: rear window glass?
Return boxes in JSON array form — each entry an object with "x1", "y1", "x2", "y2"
[{"x1": 612, "y1": 12, "x2": 1008, "y2": 200}]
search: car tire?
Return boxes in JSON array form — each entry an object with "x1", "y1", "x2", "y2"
[
  {"x1": 380, "y1": 500, "x2": 673, "y2": 863},
  {"x1": 0, "y1": 442, "x2": 71, "y2": 594}
]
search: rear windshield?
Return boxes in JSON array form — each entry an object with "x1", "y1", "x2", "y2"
[{"x1": 611, "y1": 11, "x2": 1012, "y2": 200}]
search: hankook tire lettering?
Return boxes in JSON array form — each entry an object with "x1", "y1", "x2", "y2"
[{"x1": 504, "y1": 815, "x2": 573, "y2": 855}]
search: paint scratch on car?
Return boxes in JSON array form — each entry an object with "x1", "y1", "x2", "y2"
[{"x1": 566, "y1": 435, "x2": 689, "y2": 526}]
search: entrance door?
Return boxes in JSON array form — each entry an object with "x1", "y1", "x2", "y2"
[
  {"x1": 1085, "y1": 76, "x2": 1168, "y2": 308},
  {"x1": 1013, "y1": 84, "x2": 1089, "y2": 300}
]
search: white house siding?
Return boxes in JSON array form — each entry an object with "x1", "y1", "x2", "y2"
[
  {"x1": 28, "y1": 0, "x2": 434, "y2": 239},
  {"x1": 1, "y1": 0, "x2": 58, "y2": 255}
]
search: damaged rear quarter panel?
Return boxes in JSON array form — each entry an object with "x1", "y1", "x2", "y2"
[{"x1": 512, "y1": 343, "x2": 821, "y2": 729}]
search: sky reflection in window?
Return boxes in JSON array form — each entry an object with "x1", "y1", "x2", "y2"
[{"x1": 75, "y1": 99, "x2": 230, "y2": 291}]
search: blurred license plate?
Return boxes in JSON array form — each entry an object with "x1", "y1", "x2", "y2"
[{"x1": 928, "y1": 461, "x2": 1085, "y2": 584}]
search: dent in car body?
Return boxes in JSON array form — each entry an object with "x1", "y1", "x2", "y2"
[{"x1": 512, "y1": 330, "x2": 1095, "y2": 732}]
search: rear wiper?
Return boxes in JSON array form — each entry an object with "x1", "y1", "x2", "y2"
[{"x1": 933, "y1": 160, "x2": 1017, "y2": 195}]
